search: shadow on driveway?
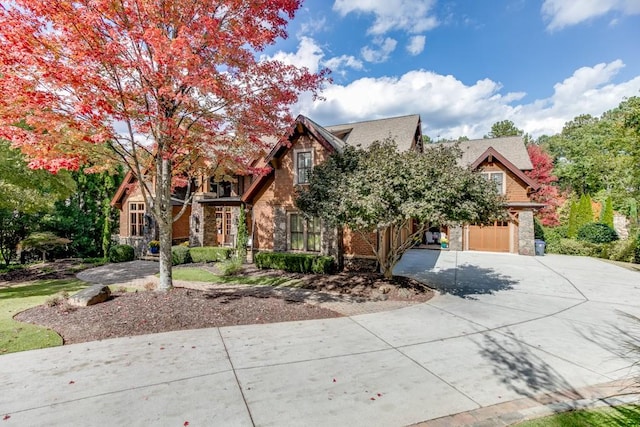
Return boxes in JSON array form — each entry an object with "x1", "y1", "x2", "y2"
[
  {"x1": 475, "y1": 330, "x2": 583, "y2": 402},
  {"x1": 428, "y1": 264, "x2": 519, "y2": 299}
]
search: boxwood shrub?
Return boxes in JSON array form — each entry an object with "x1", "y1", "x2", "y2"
[
  {"x1": 577, "y1": 222, "x2": 619, "y2": 244},
  {"x1": 254, "y1": 252, "x2": 336, "y2": 274},
  {"x1": 108, "y1": 244, "x2": 135, "y2": 263},
  {"x1": 171, "y1": 245, "x2": 192, "y2": 265},
  {"x1": 190, "y1": 247, "x2": 231, "y2": 263}
]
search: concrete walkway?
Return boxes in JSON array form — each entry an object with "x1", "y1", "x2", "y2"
[{"x1": 2, "y1": 251, "x2": 640, "y2": 426}]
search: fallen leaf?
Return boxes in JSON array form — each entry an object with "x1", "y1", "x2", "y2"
[
  {"x1": 332, "y1": 378, "x2": 336, "y2": 383},
  {"x1": 191, "y1": 346, "x2": 196, "y2": 349},
  {"x1": 184, "y1": 422, "x2": 189, "y2": 426},
  {"x1": 3, "y1": 415, "x2": 10, "y2": 421},
  {"x1": 377, "y1": 393, "x2": 382, "y2": 397},
  {"x1": 69, "y1": 380, "x2": 75, "y2": 384},
  {"x1": 370, "y1": 397, "x2": 375, "y2": 401},
  {"x1": 160, "y1": 347, "x2": 165, "y2": 350}
]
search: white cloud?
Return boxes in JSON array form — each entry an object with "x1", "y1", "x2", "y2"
[
  {"x1": 542, "y1": 0, "x2": 640, "y2": 30},
  {"x1": 333, "y1": 0, "x2": 438, "y2": 35},
  {"x1": 406, "y1": 35, "x2": 426, "y2": 55},
  {"x1": 294, "y1": 60, "x2": 640, "y2": 139},
  {"x1": 266, "y1": 36, "x2": 324, "y2": 73},
  {"x1": 324, "y1": 55, "x2": 364, "y2": 76},
  {"x1": 297, "y1": 17, "x2": 327, "y2": 38},
  {"x1": 361, "y1": 37, "x2": 397, "y2": 63}
]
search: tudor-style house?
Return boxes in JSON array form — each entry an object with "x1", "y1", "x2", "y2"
[{"x1": 111, "y1": 114, "x2": 542, "y2": 260}]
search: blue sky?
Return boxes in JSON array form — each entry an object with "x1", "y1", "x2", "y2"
[{"x1": 264, "y1": 0, "x2": 640, "y2": 139}]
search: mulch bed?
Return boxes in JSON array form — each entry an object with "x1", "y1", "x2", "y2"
[
  {"x1": 11, "y1": 261, "x2": 434, "y2": 345},
  {"x1": 15, "y1": 288, "x2": 343, "y2": 344}
]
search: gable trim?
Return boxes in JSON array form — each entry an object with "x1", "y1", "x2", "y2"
[{"x1": 470, "y1": 147, "x2": 540, "y2": 191}]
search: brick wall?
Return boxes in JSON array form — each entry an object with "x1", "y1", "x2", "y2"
[{"x1": 250, "y1": 135, "x2": 330, "y2": 252}]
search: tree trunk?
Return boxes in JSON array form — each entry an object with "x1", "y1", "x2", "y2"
[{"x1": 156, "y1": 156, "x2": 174, "y2": 291}]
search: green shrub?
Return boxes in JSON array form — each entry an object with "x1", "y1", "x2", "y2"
[
  {"x1": 635, "y1": 234, "x2": 640, "y2": 264},
  {"x1": 543, "y1": 225, "x2": 567, "y2": 247},
  {"x1": 171, "y1": 245, "x2": 192, "y2": 265},
  {"x1": 534, "y1": 218, "x2": 545, "y2": 240},
  {"x1": 577, "y1": 222, "x2": 619, "y2": 244},
  {"x1": 254, "y1": 252, "x2": 336, "y2": 274},
  {"x1": 546, "y1": 238, "x2": 597, "y2": 256},
  {"x1": 608, "y1": 239, "x2": 637, "y2": 263},
  {"x1": 219, "y1": 257, "x2": 243, "y2": 276},
  {"x1": 190, "y1": 247, "x2": 231, "y2": 263},
  {"x1": 108, "y1": 244, "x2": 135, "y2": 263}
]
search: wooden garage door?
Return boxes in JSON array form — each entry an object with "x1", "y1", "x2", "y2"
[{"x1": 468, "y1": 221, "x2": 510, "y2": 252}]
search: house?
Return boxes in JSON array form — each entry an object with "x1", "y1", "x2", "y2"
[
  {"x1": 435, "y1": 137, "x2": 542, "y2": 255},
  {"x1": 111, "y1": 114, "x2": 542, "y2": 260},
  {"x1": 110, "y1": 170, "x2": 192, "y2": 255}
]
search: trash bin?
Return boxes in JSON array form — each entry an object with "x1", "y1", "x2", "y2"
[{"x1": 534, "y1": 239, "x2": 546, "y2": 256}]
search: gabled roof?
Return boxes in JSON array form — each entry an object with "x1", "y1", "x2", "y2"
[
  {"x1": 242, "y1": 115, "x2": 346, "y2": 203},
  {"x1": 471, "y1": 146, "x2": 540, "y2": 191},
  {"x1": 325, "y1": 114, "x2": 421, "y2": 152},
  {"x1": 110, "y1": 170, "x2": 135, "y2": 207},
  {"x1": 436, "y1": 136, "x2": 533, "y2": 170}
]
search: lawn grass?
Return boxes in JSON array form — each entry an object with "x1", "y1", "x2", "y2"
[
  {"x1": 172, "y1": 267, "x2": 300, "y2": 287},
  {"x1": 0, "y1": 278, "x2": 88, "y2": 355},
  {"x1": 516, "y1": 405, "x2": 640, "y2": 426}
]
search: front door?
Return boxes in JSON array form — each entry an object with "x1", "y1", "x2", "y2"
[{"x1": 215, "y1": 207, "x2": 233, "y2": 246}]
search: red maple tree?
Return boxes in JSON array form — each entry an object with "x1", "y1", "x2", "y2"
[
  {"x1": 525, "y1": 144, "x2": 563, "y2": 226},
  {"x1": 0, "y1": 0, "x2": 326, "y2": 289}
]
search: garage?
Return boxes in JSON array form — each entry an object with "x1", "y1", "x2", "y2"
[{"x1": 467, "y1": 221, "x2": 510, "y2": 252}]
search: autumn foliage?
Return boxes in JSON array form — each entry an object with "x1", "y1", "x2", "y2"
[
  {"x1": 0, "y1": 0, "x2": 325, "y2": 289},
  {"x1": 525, "y1": 144, "x2": 563, "y2": 226}
]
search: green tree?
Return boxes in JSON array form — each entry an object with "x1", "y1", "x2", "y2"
[
  {"x1": 43, "y1": 169, "x2": 121, "y2": 258},
  {"x1": 576, "y1": 194, "x2": 594, "y2": 230},
  {"x1": 567, "y1": 199, "x2": 579, "y2": 238},
  {"x1": 484, "y1": 120, "x2": 523, "y2": 138},
  {"x1": 601, "y1": 196, "x2": 614, "y2": 228},
  {"x1": 0, "y1": 141, "x2": 75, "y2": 265},
  {"x1": 19, "y1": 232, "x2": 71, "y2": 262},
  {"x1": 236, "y1": 205, "x2": 248, "y2": 262},
  {"x1": 296, "y1": 140, "x2": 504, "y2": 278},
  {"x1": 544, "y1": 100, "x2": 639, "y2": 212}
]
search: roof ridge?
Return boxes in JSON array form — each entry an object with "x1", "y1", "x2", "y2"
[{"x1": 325, "y1": 113, "x2": 420, "y2": 128}]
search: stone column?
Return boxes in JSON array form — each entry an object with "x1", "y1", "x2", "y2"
[
  {"x1": 448, "y1": 226, "x2": 463, "y2": 251},
  {"x1": 273, "y1": 206, "x2": 287, "y2": 251},
  {"x1": 518, "y1": 210, "x2": 535, "y2": 256}
]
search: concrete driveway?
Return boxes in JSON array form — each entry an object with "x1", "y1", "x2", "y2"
[{"x1": 2, "y1": 251, "x2": 640, "y2": 426}]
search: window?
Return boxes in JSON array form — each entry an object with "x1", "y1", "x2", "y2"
[
  {"x1": 295, "y1": 151, "x2": 312, "y2": 184},
  {"x1": 290, "y1": 214, "x2": 304, "y2": 250},
  {"x1": 129, "y1": 203, "x2": 145, "y2": 236},
  {"x1": 482, "y1": 172, "x2": 505, "y2": 194},
  {"x1": 208, "y1": 178, "x2": 238, "y2": 198},
  {"x1": 289, "y1": 213, "x2": 321, "y2": 252},
  {"x1": 306, "y1": 217, "x2": 321, "y2": 252}
]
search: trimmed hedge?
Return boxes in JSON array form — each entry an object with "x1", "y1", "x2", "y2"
[
  {"x1": 254, "y1": 252, "x2": 336, "y2": 274},
  {"x1": 577, "y1": 222, "x2": 619, "y2": 244},
  {"x1": 546, "y1": 238, "x2": 597, "y2": 257},
  {"x1": 108, "y1": 244, "x2": 135, "y2": 263},
  {"x1": 190, "y1": 247, "x2": 231, "y2": 263},
  {"x1": 171, "y1": 245, "x2": 192, "y2": 265}
]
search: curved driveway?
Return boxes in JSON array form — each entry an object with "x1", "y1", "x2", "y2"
[{"x1": 2, "y1": 251, "x2": 640, "y2": 426}]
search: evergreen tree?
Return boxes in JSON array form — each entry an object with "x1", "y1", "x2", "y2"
[
  {"x1": 576, "y1": 194, "x2": 594, "y2": 229},
  {"x1": 567, "y1": 199, "x2": 579, "y2": 238},
  {"x1": 601, "y1": 196, "x2": 614, "y2": 228},
  {"x1": 236, "y1": 205, "x2": 248, "y2": 262}
]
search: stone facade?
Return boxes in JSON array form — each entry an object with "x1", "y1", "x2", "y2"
[
  {"x1": 448, "y1": 226, "x2": 463, "y2": 251},
  {"x1": 518, "y1": 210, "x2": 535, "y2": 256}
]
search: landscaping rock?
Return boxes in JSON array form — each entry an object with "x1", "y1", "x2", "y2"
[{"x1": 68, "y1": 285, "x2": 112, "y2": 307}]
